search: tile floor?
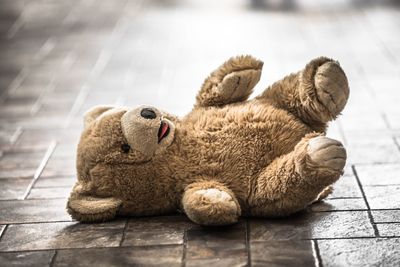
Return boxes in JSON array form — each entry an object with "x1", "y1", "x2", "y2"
[{"x1": 0, "y1": 0, "x2": 400, "y2": 266}]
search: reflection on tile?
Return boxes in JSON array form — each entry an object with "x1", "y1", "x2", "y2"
[
  {"x1": 53, "y1": 246, "x2": 182, "y2": 267},
  {"x1": 186, "y1": 222, "x2": 247, "y2": 260},
  {"x1": 0, "y1": 221, "x2": 125, "y2": 251},
  {"x1": 0, "y1": 251, "x2": 54, "y2": 267},
  {"x1": 0, "y1": 199, "x2": 71, "y2": 224},
  {"x1": 251, "y1": 240, "x2": 315, "y2": 267}
]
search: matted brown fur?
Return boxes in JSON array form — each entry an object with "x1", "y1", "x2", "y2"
[{"x1": 67, "y1": 55, "x2": 349, "y2": 225}]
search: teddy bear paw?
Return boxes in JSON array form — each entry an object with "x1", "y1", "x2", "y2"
[
  {"x1": 314, "y1": 61, "x2": 349, "y2": 116},
  {"x1": 183, "y1": 188, "x2": 240, "y2": 226},
  {"x1": 307, "y1": 136, "x2": 347, "y2": 173}
]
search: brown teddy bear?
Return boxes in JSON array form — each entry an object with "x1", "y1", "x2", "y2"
[{"x1": 67, "y1": 55, "x2": 349, "y2": 225}]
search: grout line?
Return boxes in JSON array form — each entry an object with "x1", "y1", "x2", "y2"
[
  {"x1": 312, "y1": 240, "x2": 323, "y2": 267},
  {"x1": 0, "y1": 225, "x2": 8, "y2": 242},
  {"x1": 49, "y1": 250, "x2": 57, "y2": 267},
  {"x1": 181, "y1": 230, "x2": 187, "y2": 267},
  {"x1": 352, "y1": 165, "x2": 380, "y2": 237},
  {"x1": 118, "y1": 219, "x2": 129, "y2": 247},
  {"x1": 245, "y1": 220, "x2": 252, "y2": 267},
  {"x1": 21, "y1": 141, "x2": 57, "y2": 200},
  {"x1": 393, "y1": 137, "x2": 400, "y2": 153}
]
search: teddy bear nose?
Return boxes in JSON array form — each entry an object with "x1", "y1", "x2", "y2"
[{"x1": 140, "y1": 108, "x2": 157, "y2": 119}]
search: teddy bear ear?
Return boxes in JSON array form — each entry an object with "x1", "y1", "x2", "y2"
[
  {"x1": 83, "y1": 105, "x2": 114, "y2": 129},
  {"x1": 67, "y1": 192, "x2": 122, "y2": 222}
]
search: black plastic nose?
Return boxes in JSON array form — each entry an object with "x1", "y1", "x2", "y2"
[{"x1": 140, "y1": 108, "x2": 157, "y2": 119}]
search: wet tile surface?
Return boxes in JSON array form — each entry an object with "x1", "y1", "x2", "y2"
[
  {"x1": 0, "y1": 199, "x2": 71, "y2": 224},
  {"x1": 0, "y1": 251, "x2": 55, "y2": 267},
  {"x1": 251, "y1": 240, "x2": 315, "y2": 267},
  {"x1": 0, "y1": 221, "x2": 126, "y2": 251},
  {"x1": 1, "y1": 0, "x2": 400, "y2": 266},
  {"x1": 53, "y1": 246, "x2": 182, "y2": 267}
]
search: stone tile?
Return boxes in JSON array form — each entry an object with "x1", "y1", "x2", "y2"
[
  {"x1": 186, "y1": 222, "x2": 247, "y2": 260},
  {"x1": 0, "y1": 251, "x2": 55, "y2": 267},
  {"x1": 376, "y1": 223, "x2": 400, "y2": 237},
  {"x1": 329, "y1": 174, "x2": 362, "y2": 199},
  {"x1": 40, "y1": 156, "x2": 76, "y2": 177},
  {"x1": 0, "y1": 150, "x2": 46, "y2": 179},
  {"x1": 122, "y1": 216, "x2": 193, "y2": 247},
  {"x1": 0, "y1": 199, "x2": 71, "y2": 224},
  {"x1": 310, "y1": 198, "x2": 367, "y2": 212},
  {"x1": 27, "y1": 187, "x2": 70, "y2": 199},
  {"x1": 186, "y1": 257, "x2": 247, "y2": 267},
  {"x1": 372, "y1": 210, "x2": 400, "y2": 223},
  {"x1": 34, "y1": 176, "x2": 76, "y2": 188},
  {"x1": 250, "y1": 211, "x2": 375, "y2": 241},
  {"x1": 345, "y1": 132, "x2": 400, "y2": 164},
  {"x1": 355, "y1": 163, "x2": 400, "y2": 186},
  {"x1": 363, "y1": 185, "x2": 400, "y2": 209},
  {"x1": 319, "y1": 238, "x2": 400, "y2": 267},
  {"x1": 13, "y1": 129, "x2": 80, "y2": 150},
  {"x1": 0, "y1": 177, "x2": 31, "y2": 200},
  {"x1": 53, "y1": 246, "x2": 182, "y2": 267},
  {"x1": 0, "y1": 220, "x2": 126, "y2": 252},
  {"x1": 251, "y1": 240, "x2": 315, "y2": 267}
]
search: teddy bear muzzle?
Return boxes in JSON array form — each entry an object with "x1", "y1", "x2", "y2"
[{"x1": 121, "y1": 106, "x2": 175, "y2": 157}]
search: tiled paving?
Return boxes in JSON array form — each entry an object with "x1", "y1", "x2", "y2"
[{"x1": 0, "y1": 0, "x2": 400, "y2": 266}]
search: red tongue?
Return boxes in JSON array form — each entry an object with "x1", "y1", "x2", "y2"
[{"x1": 158, "y1": 122, "x2": 169, "y2": 142}]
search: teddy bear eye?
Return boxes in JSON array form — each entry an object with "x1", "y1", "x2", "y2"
[{"x1": 121, "y1": 144, "x2": 130, "y2": 153}]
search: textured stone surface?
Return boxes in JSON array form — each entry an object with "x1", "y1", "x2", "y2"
[
  {"x1": 0, "y1": 221, "x2": 126, "y2": 251},
  {"x1": 311, "y1": 198, "x2": 367, "y2": 211},
  {"x1": 376, "y1": 223, "x2": 400, "y2": 237},
  {"x1": 34, "y1": 176, "x2": 75, "y2": 188},
  {"x1": 250, "y1": 211, "x2": 375, "y2": 240},
  {"x1": 0, "y1": 251, "x2": 54, "y2": 267},
  {"x1": 53, "y1": 246, "x2": 182, "y2": 267},
  {"x1": 251, "y1": 240, "x2": 315, "y2": 267},
  {"x1": 363, "y1": 185, "x2": 400, "y2": 209},
  {"x1": 0, "y1": 199, "x2": 71, "y2": 224},
  {"x1": 328, "y1": 174, "x2": 362, "y2": 199},
  {"x1": 356, "y1": 164, "x2": 400, "y2": 186},
  {"x1": 372, "y1": 210, "x2": 400, "y2": 223},
  {"x1": 319, "y1": 238, "x2": 400, "y2": 267}
]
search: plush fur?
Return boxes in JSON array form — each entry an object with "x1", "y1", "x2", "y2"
[{"x1": 67, "y1": 55, "x2": 349, "y2": 225}]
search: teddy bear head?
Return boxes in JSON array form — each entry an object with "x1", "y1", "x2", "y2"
[{"x1": 67, "y1": 105, "x2": 176, "y2": 221}]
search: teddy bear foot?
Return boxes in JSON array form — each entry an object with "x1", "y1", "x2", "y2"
[
  {"x1": 313, "y1": 60, "x2": 349, "y2": 117},
  {"x1": 183, "y1": 188, "x2": 240, "y2": 226},
  {"x1": 307, "y1": 136, "x2": 346, "y2": 171}
]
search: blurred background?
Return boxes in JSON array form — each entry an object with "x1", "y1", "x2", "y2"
[{"x1": 0, "y1": 0, "x2": 400, "y2": 266}]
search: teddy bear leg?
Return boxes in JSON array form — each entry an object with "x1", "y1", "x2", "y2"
[
  {"x1": 182, "y1": 181, "x2": 241, "y2": 226},
  {"x1": 258, "y1": 57, "x2": 349, "y2": 131},
  {"x1": 195, "y1": 55, "x2": 263, "y2": 107},
  {"x1": 248, "y1": 134, "x2": 346, "y2": 217}
]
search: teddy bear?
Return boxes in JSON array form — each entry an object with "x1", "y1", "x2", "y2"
[{"x1": 67, "y1": 55, "x2": 349, "y2": 225}]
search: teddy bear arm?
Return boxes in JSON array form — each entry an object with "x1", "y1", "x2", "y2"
[
  {"x1": 195, "y1": 55, "x2": 263, "y2": 107},
  {"x1": 248, "y1": 134, "x2": 345, "y2": 217},
  {"x1": 181, "y1": 181, "x2": 241, "y2": 226},
  {"x1": 258, "y1": 57, "x2": 349, "y2": 131},
  {"x1": 67, "y1": 192, "x2": 122, "y2": 222}
]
